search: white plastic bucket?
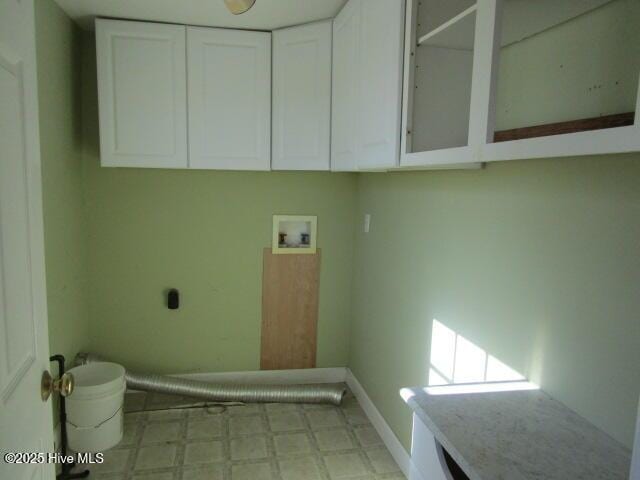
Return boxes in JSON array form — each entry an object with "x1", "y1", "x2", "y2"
[{"x1": 65, "y1": 362, "x2": 126, "y2": 453}]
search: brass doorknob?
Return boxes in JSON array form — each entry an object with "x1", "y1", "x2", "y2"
[{"x1": 41, "y1": 370, "x2": 74, "y2": 402}]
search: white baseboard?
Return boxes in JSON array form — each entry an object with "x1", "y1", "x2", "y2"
[{"x1": 345, "y1": 369, "x2": 411, "y2": 479}]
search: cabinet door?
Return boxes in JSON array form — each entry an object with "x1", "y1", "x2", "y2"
[
  {"x1": 96, "y1": 19, "x2": 187, "y2": 168},
  {"x1": 187, "y1": 27, "x2": 271, "y2": 170},
  {"x1": 272, "y1": 21, "x2": 332, "y2": 171},
  {"x1": 331, "y1": 0, "x2": 361, "y2": 172},
  {"x1": 358, "y1": 0, "x2": 405, "y2": 169}
]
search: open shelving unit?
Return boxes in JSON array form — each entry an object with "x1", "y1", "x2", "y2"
[
  {"x1": 399, "y1": 0, "x2": 640, "y2": 170},
  {"x1": 486, "y1": 0, "x2": 640, "y2": 158},
  {"x1": 400, "y1": 0, "x2": 480, "y2": 169}
]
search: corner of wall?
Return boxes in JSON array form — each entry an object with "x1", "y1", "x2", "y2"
[{"x1": 35, "y1": 0, "x2": 90, "y2": 365}]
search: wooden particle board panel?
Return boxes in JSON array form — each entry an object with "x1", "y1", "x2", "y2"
[
  {"x1": 261, "y1": 248, "x2": 320, "y2": 370},
  {"x1": 494, "y1": 112, "x2": 635, "y2": 142}
]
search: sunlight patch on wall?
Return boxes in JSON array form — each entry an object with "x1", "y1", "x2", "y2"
[{"x1": 428, "y1": 319, "x2": 526, "y2": 386}]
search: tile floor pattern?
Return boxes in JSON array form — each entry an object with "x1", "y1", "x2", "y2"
[{"x1": 79, "y1": 387, "x2": 405, "y2": 480}]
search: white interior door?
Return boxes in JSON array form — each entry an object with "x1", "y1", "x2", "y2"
[
  {"x1": 187, "y1": 27, "x2": 271, "y2": 171},
  {"x1": 272, "y1": 21, "x2": 332, "y2": 171},
  {"x1": 0, "y1": 0, "x2": 55, "y2": 478}
]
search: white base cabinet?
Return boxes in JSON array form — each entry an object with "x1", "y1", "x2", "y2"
[
  {"x1": 272, "y1": 21, "x2": 332, "y2": 171},
  {"x1": 409, "y1": 413, "x2": 453, "y2": 480}
]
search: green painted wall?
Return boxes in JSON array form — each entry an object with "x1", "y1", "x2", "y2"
[
  {"x1": 350, "y1": 154, "x2": 640, "y2": 451},
  {"x1": 80, "y1": 33, "x2": 358, "y2": 374},
  {"x1": 35, "y1": 0, "x2": 89, "y2": 366},
  {"x1": 350, "y1": 0, "x2": 640, "y2": 452}
]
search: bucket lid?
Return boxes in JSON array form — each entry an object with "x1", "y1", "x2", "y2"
[{"x1": 67, "y1": 362, "x2": 125, "y2": 398}]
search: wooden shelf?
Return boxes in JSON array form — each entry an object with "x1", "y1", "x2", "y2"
[
  {"x1": 493, "y1": 112, "x2": 635, "y2": 143},
  {"x1": 417, "y1": 4, "x2": 477, "y2": 48}
]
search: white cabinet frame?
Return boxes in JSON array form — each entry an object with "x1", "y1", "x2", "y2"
[
  {"x1": 399, "y1": 0, "x2": 640, "y2": 170},
  {"x1": 400, "y1": 0, "x2": 482, "y2": 169}
]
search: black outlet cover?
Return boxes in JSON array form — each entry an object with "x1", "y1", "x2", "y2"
[{"x1": 167, "y1": 289, "x2": 179, "y2": 310}]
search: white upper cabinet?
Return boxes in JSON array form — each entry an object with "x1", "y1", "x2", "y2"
[
  {"x1": 187, "y1": 27, "x2": 271, "y2": 170},
  {"x1": 272, "y1": 21, "x2": 332, "y2": 171},
  {"x1": 331, "y1": 0, "x2": 361, "y2": 172},
  {"x1": 401, "y1": 0, "x2": 640, "y2": 168},
  {"x1": 96, "y1": 19, "x2": 188, "y2": 168},
  {"x1": 357, "y1": 0, "x2": 405, "y2": 170},
  {"x1": 95, "y1": 3, "x2": 640, "y2": 172},
  {"x1": 331, "y1": 0, "x2": 405, "y2": 171}
]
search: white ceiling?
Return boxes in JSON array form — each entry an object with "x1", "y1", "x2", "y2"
[{"x1": 53, "y1": 0, "x2": 348, "y2": 31}]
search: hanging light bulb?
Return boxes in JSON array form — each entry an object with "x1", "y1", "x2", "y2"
[{"x1": 224, "y1": 0, "x2": 256, "y2": 15}]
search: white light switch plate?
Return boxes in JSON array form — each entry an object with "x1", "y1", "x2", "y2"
[{"x1": 364, "y1": 214, "x2": 371, "y2": 233}]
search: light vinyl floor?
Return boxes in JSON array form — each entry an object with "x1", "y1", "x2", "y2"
[{"x1": 78, "y1": 388, "x2": 405, "y2": 480}]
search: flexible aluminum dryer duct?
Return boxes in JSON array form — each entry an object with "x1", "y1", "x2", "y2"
[{"x1": 75, "y1": 353, "x2": 346, "y2": 406}]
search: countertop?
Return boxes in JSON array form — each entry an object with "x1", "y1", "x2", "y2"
[{"x1": 402, "y1": 384, "x2": 631, "y2": 480}]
